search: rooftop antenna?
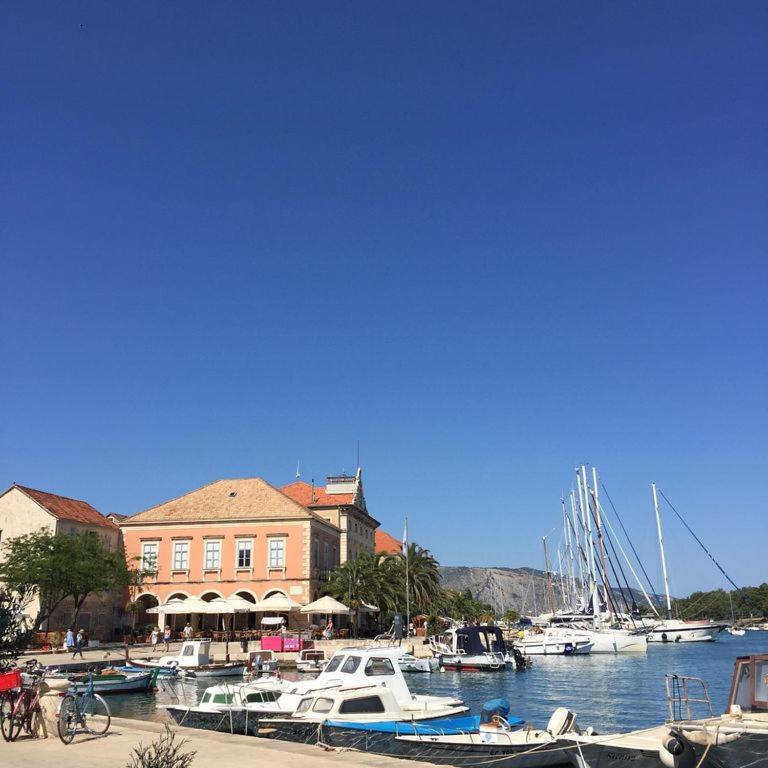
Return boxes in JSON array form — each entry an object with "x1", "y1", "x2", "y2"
[
  {"x1": 311, "y1": 478, "x2": 316, "y2": 504},
  {"x1": 295, "y1": 460, "x2": 301, "y2": 479}
]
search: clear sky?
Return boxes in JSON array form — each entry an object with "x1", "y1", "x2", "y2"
[{"x1": 2, "y1": 2, "x2": 766, "y2": 596}]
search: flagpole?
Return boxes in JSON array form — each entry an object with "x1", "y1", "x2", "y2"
[{"x1": 403, "y1": 515, "x2": 410, "y2": 640}]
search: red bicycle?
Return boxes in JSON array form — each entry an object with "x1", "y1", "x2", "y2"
[{"x1": 0, "y1": 660, "x2": 46, "y2": 742}]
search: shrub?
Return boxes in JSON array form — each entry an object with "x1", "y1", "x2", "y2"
[{"x1": 125, "y1": 725, "x2": 196, "y2": 768}]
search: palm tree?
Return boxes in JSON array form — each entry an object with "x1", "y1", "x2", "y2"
[
  {"x1": 399, "y1": 543, "x2": 441, "y2": 615},
  {"x1": 324, "y1": 552, "x2": 400, "y2": 636}
]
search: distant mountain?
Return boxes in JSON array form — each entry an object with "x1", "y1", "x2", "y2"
[{"x1": 439, "y1": 565, "x2": 664, "y2": 615}]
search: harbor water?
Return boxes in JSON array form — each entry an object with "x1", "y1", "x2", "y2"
[{"x1": 106, "y1": 632, "x2": 767, "y2": 733}]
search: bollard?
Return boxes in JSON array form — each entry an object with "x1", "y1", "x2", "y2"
[{"x1": 38, "y1": 678, "x2": 68, "y2": 738}]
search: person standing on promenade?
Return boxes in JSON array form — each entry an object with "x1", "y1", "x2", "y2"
[
  {"x1": 72, "y1": 628, "x2": 85, "y2": 659},
  {"x1": 65, "y1": 628, "x2": 75, "y2": 654},
  {"x1": 163, "y1": 626, "x2": 171, "y2": 652},
  {"x1": 150, "y1": 626, "x2": 159, "y2": 650},
  {"x1": 183, "y1": 622, "x2": 193, "y2": 641}
]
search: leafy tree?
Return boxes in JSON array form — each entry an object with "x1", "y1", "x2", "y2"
[
  {"x1": 323, "y1": 552, "x2": 401, "y2": 635},
  {"x1": 502, "y1": 609, "x2": 520, "y2": 624},
  {"x1": 399, "y1": 543, "x2": 441, "y2": 615},
  {"x1": 0, "y1": 591, "x2": 32, "y2": 662},
  {"x1": 0, "y1": 529, "x2": 145, "y2": 632}
]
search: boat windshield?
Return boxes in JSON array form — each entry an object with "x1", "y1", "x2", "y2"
[{"x1": 324, "y1": 655, "x2": 344, "y2": 673}]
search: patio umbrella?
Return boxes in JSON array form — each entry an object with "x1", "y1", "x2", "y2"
[
  {"x1": 300, "y1": 596, "x2": 350, "y2": 615},
  {"x1": 147, "y1": 596, "x2": 210, "y2": 615},
  {"x1": 253, "y1": 593, "x2": 304, "y2": 612}
]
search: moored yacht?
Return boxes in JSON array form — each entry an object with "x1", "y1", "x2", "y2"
[
  {"x1": 513, "y1": 627, "x2": 593, "y2": 656},
  {"x1": 429, "y1": 625, "x2": 508, "y2": 670},
  {"x1": 646, "y1": 618, "x2": 726, "y2": 643}
]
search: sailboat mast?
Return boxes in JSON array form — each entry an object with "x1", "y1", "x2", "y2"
[
  {"x1": 570, "y1": 491, "x2": 585, "y2": 609},
  {"x1": 579, "y1": 466, "x2": 599, "y2": 624},
  {"x1": 543, "y1": 536, "x2": 557, "y2": 615},
  {"x1": 652, "y1": 482, "x2": 673, "y2": 618},
  {"x1": 592, "y1": 467, "x2": 614, "y2": 617}
]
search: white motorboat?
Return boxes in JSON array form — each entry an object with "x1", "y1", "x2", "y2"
[
  {"x1": 726, "y1": 627, "x2": 746, "y2": 636},
  {"x1": 397, "y1": 652, "x2": 437, "y2": 673},
  {"x1": 164, "y1": 645, "x2": 465, "y2": 735},
  {"x1": 429, "y1": 626, "x2": 508, "y2": 670},
  {"x1": 130, "y1": 638, "x2": 247, "y2": 677},
  {"x1": 295, "y1": 649, "x2": 327, "y2": 673},
  {"x1": 245, "y1": 648, "x2": 279, "y2": 673},
  {"x1": 513, "y1": 627, "x2": 593, "y2": 656},
  {"x1": 646, "y1": 619, "x2": 726, "y2": 643}
]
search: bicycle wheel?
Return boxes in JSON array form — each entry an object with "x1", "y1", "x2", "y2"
[
  {"x1": 57, "y1": 694, "x2": 78, "y2": 744},
  {"x1": 0, "y1": 693, "x2": 17, "y2": 742},
  {"x1": 4, "y1": 693, "x2": 26, "y2": 742},
  {"x1": 82, "y1": 693, "x2": 110, "y2": 736}
]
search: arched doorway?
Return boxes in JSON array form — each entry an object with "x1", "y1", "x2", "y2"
[
  {"x1": 134, "y1": 594, "x2": 158, "y2": 633},
  {"x1": 232, "y1": 590, "x2": 257, "y2": 630},
  {"x1": 166, "y1": 592, "x2": 190, "y2": 632},
  {"x1": 201, "y1": 591, "x2": 224, "y2": 632}
]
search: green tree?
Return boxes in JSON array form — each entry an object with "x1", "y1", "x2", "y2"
[
  {"x1": 399, "y1": 543, "x2": 441, "y2": 615},
  {"x1": 323, "y1": 552, "x2": 400, "y2": 636},
  {"x1": 0, "y1": 529, "x2": 145, "y2": 632},
  {"x1": 0, "y1": 591, "x2": 32, "y2": 662}
]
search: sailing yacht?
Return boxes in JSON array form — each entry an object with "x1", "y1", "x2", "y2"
[{"x1": 646, "y1": 483, "x2": 726, "y2": 643}]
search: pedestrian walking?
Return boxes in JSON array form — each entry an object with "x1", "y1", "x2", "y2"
[
  {"x1": 150, "y1": 626, "x2": 160, "y2": 650},
  {"x1": 183, "y1": 622, "x2": 193, "y2": 641},
  {"x1": 65, "y1": 628, "x2": 75, "y2": 653},
  {"x1": 72, "y1": 628, "x2": 85, "y2": 659},
  {"x1": 163, "y1": 626, "x2": 171, "y2": 652}
]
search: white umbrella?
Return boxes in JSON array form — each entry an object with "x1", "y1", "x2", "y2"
[
  {"x1": 253, "y1": 593, "x2": 304, "y2": 612},
  {"x1": 360, "y1": 603, "x2": 380, "y2": 613},
  {"x1": 146, "y1": 596, "x2": 212, "y2": 615},
  {"x1": 300, "y1": 595, "x2": 350, "y2": 615},
  {"x1": 199, "y1": 598, "x2": 235, "y2": 614},
  {"x1": 226, "y1": 596, "x2": 259, "y2": 613}
]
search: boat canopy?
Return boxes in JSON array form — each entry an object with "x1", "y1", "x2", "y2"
[
  {"x1": 455, "y1": 625, "x2": 507, "y2": 655},
  {"x1": 324, "y1": 713, "x2": 524, "y2": 735}
]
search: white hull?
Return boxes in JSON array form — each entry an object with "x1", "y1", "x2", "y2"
[
  {"x1": 647, "y1": 622, "x2": 725, "y2": 643},
  {"x1": 514, "y1": 638, "x2": 593, "y2": 655},
  {"x1": 583, "y1": 629, "x2": 648, "y2": 653}
]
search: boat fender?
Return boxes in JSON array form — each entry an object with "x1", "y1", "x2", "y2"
[
  {"x1": 659, "y1": 734, "x2": 694, "y2": 768},
  {"x1": 661, "y1": 633, "x2": 668, "y2": 642},
  {"x1": 564, "y1": 643, "x2": 574, "y2": 655},
  {"x1": 439, "y1": 666, "x2": 446, "y2": 673}
]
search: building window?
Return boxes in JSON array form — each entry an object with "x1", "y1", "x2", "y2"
[
  {"x1": 204, "y1": 540, "x2": 221, "y2": 569},
  {"x1": 332, "y1": 546, "x2": 337, "y2": 566},
  {"x1": 237, "y1": 540, "x2": 252, "y2": 568},
  {"x1": 269, "y1": 538, "x2": 285, "y2": 568},
  {"x1": 141, "y1": 542, "x2": 158, "y2": 572},
  {"x1": 313, "y1": 539, "x2": 319, "y2": 567},
  {"x1": 323, "y1": 543, "x2": 329, "y2": 570},
  {"x1": 173, "y1": 541, "x2": 189, "y2": 570}
]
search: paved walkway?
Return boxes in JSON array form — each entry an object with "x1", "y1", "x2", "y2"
[{"x1": 0, "y1": 716, "x2": 437, "y2": 768}]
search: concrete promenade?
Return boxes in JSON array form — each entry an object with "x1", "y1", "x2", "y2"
[
  {"x1": 19, "y1": 637, "x2": 432, "y2": 668},
  {"x1": 0, "y1": 715, "x2": 439, "y2": 768}
]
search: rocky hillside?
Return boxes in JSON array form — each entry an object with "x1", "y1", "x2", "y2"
[{"x1": 439, "y1": 565, "x2": 660, "y2": 615}]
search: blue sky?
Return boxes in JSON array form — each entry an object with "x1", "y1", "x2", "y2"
[{"x1": 2, "y1": 2, "x2": 766, "y2": 595}]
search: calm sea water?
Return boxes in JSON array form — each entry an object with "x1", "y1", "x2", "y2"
[{"x1": 107, "y1": 632, "x2": 767, "y2": 733}]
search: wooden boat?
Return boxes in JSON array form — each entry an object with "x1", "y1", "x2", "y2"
[
  {"x1": 671, "y1": 654, "x2": 768, "y2": 768},
  {"x1": 429, "y1": 626, "x2": 508, "y2": 670},
  {"x1": 47, "y1": 667, "x2": 159, "y2": 694},
  {"x1": 129, "y1": 639, "x2": 246, "y2": 677}
]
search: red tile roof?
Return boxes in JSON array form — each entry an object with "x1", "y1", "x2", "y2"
[
  {"x1": 375, "y1": 529, "x2": 403, "y2": 554},
  {"x1": 16, "y1": 485, "x2": 117, "y2": 529},
  {"x1": 281, "y1": 481, "x2": 355, "y2": 508}
]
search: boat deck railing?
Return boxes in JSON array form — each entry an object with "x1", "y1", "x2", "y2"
[{"x1": 665, "y1": 673, "x2": 713, "y2": 722}]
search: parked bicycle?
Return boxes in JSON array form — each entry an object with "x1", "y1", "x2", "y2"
[
  {"x1": 57, "y1": 668, "x2": 111, "y2": 744},
  {"x1": 0, "y1": 659, "x2": 46, "y2": 742}
]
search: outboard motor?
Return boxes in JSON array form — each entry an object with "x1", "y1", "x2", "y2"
[
  {"x1": 481, "y1": 698, "x2": 512, "y2": 727},
  {"x1": 546, "y1": 707, "x2": 580, "y2": 736}
]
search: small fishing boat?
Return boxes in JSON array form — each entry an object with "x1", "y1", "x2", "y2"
[
  {"x1": 295, "y1": 649, "x2": 326, "y2": 673},
  {"x1": 560, "y1": 724, "x2": 676, "y2": 768},
  {"x1": 726, "y1": 626, "x2": 746, "y2": 636},
  {"x1": 246, "y1": 649, "x2": 279, "y2": 673},
  {"x1": 163, "y1": 646, "x2": 466, "y2": 736},
  {"x1": 392, "y1": 704, "x2": 581, "y2": 768},
  {"x1": 47, "y1": 667, "x2": 159, "y2": 694},
  {"x1": 129, "y1": 639, "x2": 246, "y2": 677},
  {"x1": 670, "y1": 654, "x2": 768, "y2": 768},
  {"x1": 429, "y1": 626, "x2": 508, "y2": 671},
  {"x1": 513, "y1": 627, "x2": 593, "y2": 656}
]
